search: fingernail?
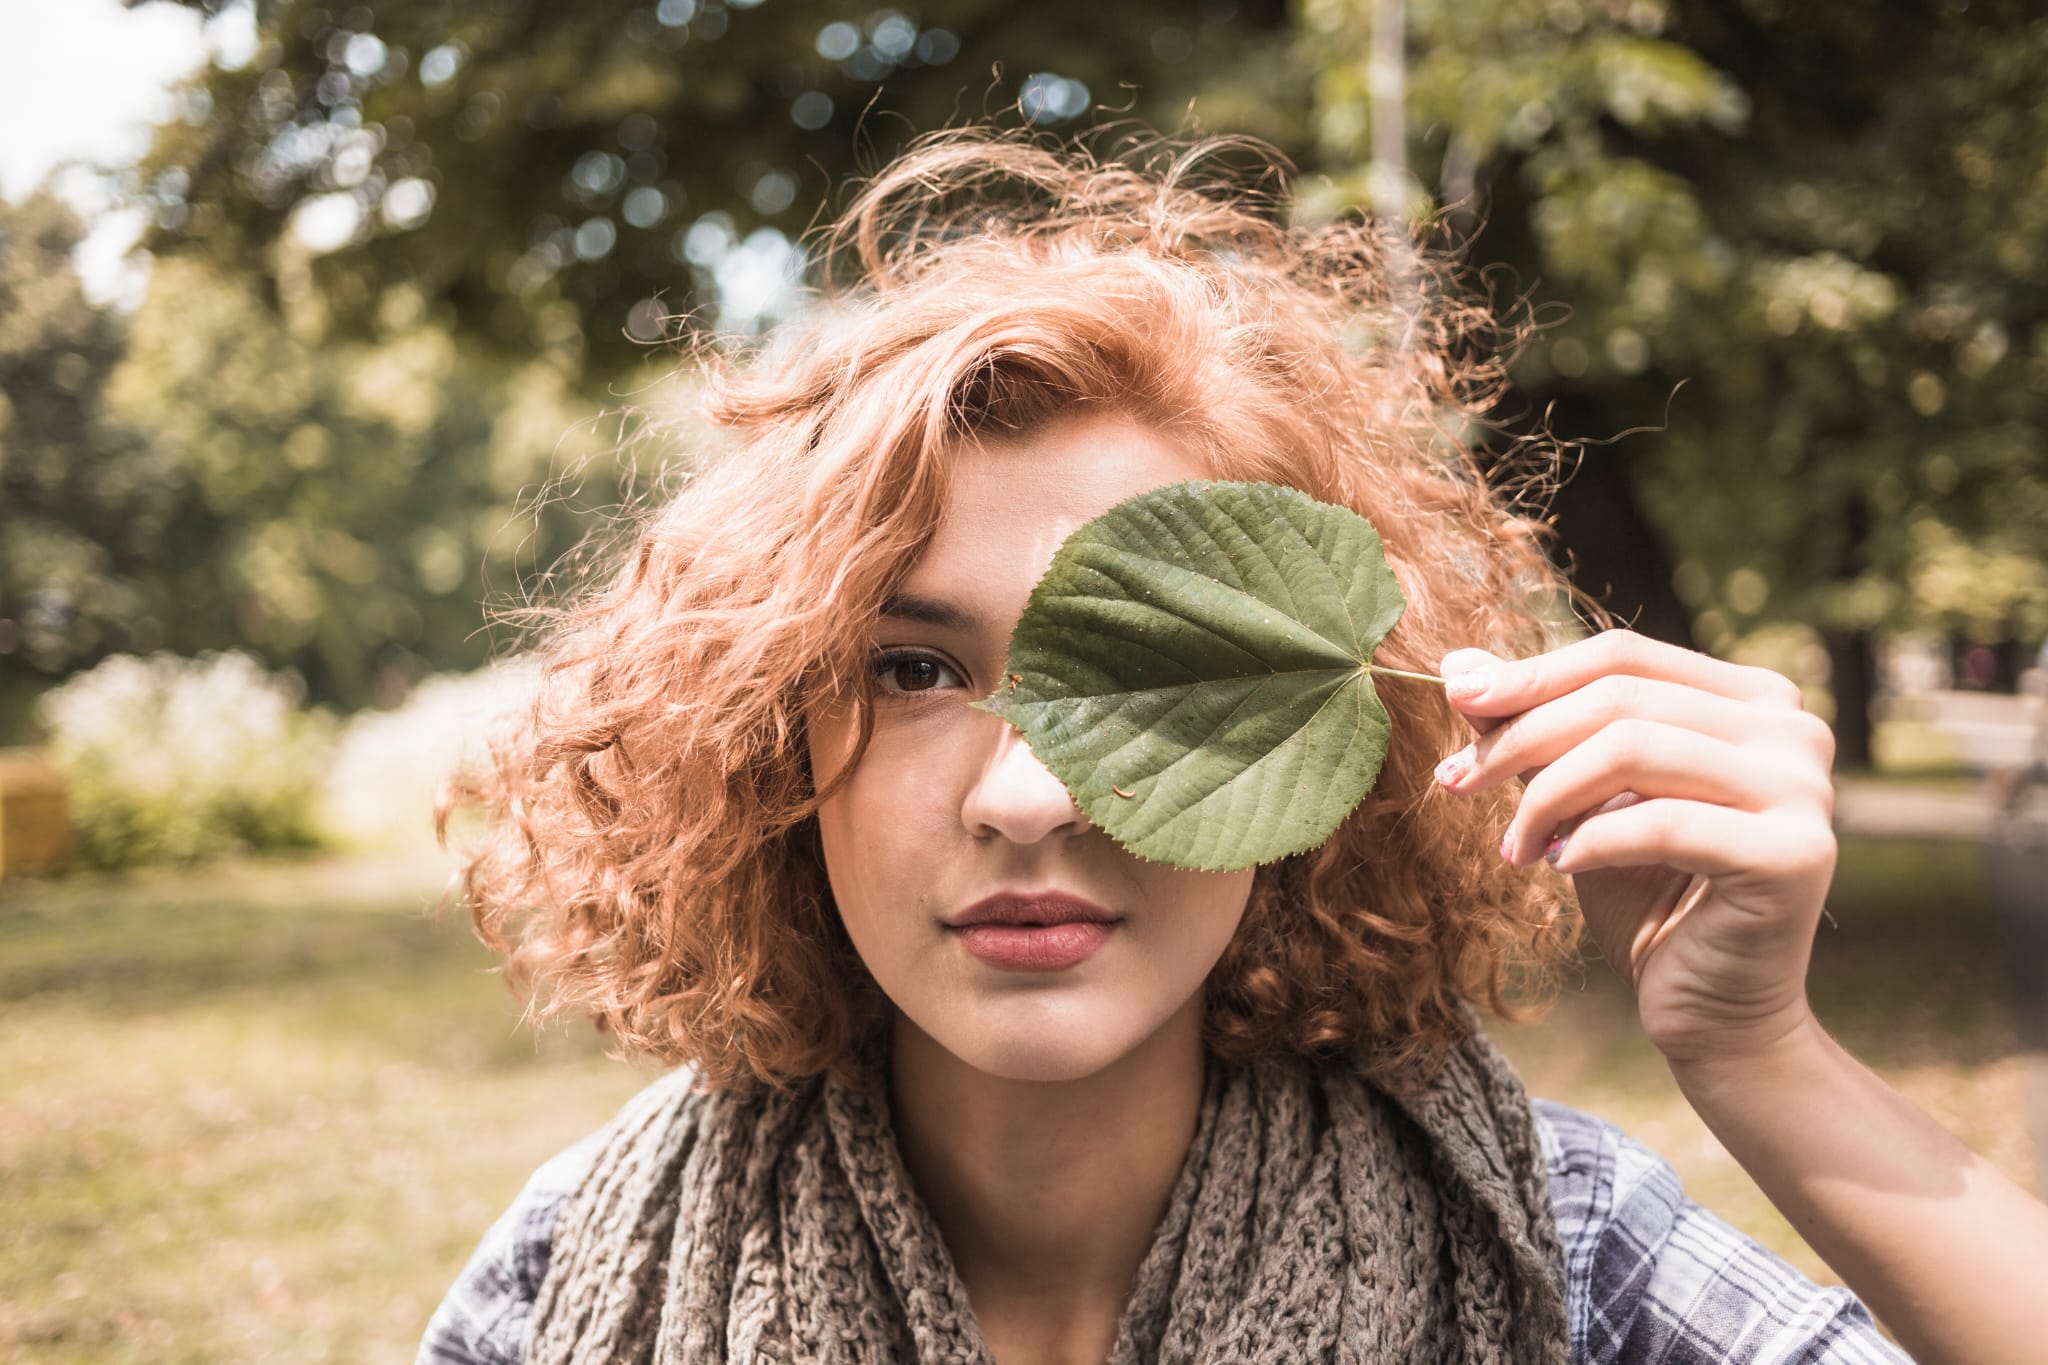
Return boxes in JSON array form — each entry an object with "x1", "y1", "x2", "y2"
[
  {"x1": 1499, "y1": 832, "x2": 1516, "y2": 863},
  {"x1": 1445, "y1": 670, "x2": 1490, "y2": 700},
  {"x1": 1543, "y1": 834, "x2": 1567, "y2": 865},
  {"x1": 1434, "y1": 751, "x2": 1472, "y2": 786}
]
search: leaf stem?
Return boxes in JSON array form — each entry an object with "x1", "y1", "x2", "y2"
[{"x1": 1362, "y1": 664, "x2": 1447, "y2": 685}]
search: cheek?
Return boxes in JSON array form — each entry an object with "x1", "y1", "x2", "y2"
[
  {"x1": 807, "y1": 712, "x2": 956, "y2": 943},
  {"x1": 813, "y1": 781, "x2": 961, "y2": 1002},
  {"x1": 1162, "y1": 870, "x2": 1255, "y2": 967},
  {"x1": 1099, "y1": 865, "x2": 1254, "y2": 1009},
  {"x1": 813, "y1": 779, "x2": 901, "y2": 913}
]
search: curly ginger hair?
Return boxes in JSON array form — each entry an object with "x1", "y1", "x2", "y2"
[{"x1": 444, "y1": 126, "x2": 1595, "y2": 1095}]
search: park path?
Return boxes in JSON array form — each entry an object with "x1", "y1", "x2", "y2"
[
  {"x1": 1835, "y1": 775, "x2": 2048, "y2": 1196},
  {"x1": 1833, "y1": 774, "x2": 2002, "y2": 840}
]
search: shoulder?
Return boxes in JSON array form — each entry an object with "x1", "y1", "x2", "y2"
[
  {"x1": 1531, "y1": 1098, "x2": 1912, "y2": 1364},
  {"x1": 412, "y1": 1059, "x2": 704, "y2": 1365},
  {"x1": 415, "y1": 1132, "x2": 602, "y2": 1365}
]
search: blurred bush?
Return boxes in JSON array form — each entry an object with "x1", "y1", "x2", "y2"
[
  {"x1": 318, "y1": 657, "x2": 537, "y2": 854},
  {"x1": 38, "y1": 651, "x2": 335, "y2": 867}
]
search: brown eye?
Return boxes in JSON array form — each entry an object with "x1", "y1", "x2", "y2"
[
  {"x1": 872, "y1": 651, "x2": 961, "y2": 696},
  {"x1": 894, "y1": 658, "x2": 940, "y2": 691}
]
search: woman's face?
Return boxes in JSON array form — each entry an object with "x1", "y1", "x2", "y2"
[{"x1": 807, "y1": 412, "x2": 1255, "y2": 1084}]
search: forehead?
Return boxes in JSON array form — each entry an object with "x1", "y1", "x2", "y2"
[{"x1": 897, "y1": 413, "x2": 1211, "y2": 604}]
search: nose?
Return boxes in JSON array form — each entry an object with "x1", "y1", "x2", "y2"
[{"x1": 960, "y1": 717, "x2": 1090, "y2": 846}]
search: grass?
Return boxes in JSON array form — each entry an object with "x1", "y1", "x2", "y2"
[
  {"x1": 0, "y1": 853, "x2": 656, "y2": 1364},
  {"x1": 0, "y1": 835, "x2": 2035, "y2": 1361}
]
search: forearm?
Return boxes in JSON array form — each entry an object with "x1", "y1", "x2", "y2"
[{"x1": 1670, "y1": 1013, "x2": 2048, "y2": 1365}]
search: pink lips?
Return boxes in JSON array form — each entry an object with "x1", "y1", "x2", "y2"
[{"x1": 944, "y1": 893, "x2": 1121, "y2": 972}]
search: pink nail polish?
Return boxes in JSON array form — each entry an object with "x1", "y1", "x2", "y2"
[
  {"x1": 1435, "y1": 752, "x2": 1471, "y2": 786},
  {"x1": 1499, "y1": 832, "x2": 1515, "y2": 862},
  {"x1": 1542, "y1": 835, "x2": 1567, "y2": 865}
]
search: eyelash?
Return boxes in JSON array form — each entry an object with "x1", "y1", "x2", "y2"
[{"x1": 869, "y1": 649, "x2": 967, "y2": 698}]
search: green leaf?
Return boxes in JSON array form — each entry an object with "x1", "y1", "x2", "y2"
[{"x1": 973, "y1": 480, "x2": 1408, "y2": 871}]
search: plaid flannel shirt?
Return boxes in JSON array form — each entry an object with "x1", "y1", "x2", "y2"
[{"x1": 417, "y1": 1095, "x2": 1911, "y2": 1364}]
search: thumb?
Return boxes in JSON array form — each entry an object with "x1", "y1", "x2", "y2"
[{"x1": 1439, "y1": 647, "x2": 1500, "y2": 679}]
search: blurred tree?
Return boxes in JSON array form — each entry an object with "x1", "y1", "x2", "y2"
[
  {"x1": 90, "y1": 0, "x2": 1296, "y2": 710},
  {"x1": 136, "y1": 0, "x2": 1299, "y2": 375},
  {"x1": 1302, "y1": 0, "x2": 2048, "y2": 762},
  {"x1": 0, "y1": 186, "x2": 643, "y2": 718},
  {"x1": 107, "y1": 0, "x2": 2046, "y2": 756},
  {"x1": 100, "y1": 251, "x2": 633, "y2": 706},
  {"x1": 0, "y1": 191, "x2": 194, "y2": 729}
]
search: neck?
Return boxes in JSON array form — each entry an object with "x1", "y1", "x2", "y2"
[{"x1": 887, "y1": 998, "x2": 1206, "y2": 1341}]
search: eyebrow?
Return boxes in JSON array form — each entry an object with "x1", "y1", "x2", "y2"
[{"x1": 878, "y1": 592, "x2": 982, "y2": 632}]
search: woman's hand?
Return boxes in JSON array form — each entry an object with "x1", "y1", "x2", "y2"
[
  {"x1": 1431, "y1": 629, "x2": 1839, "y2": 1067},
  {"x1": 1431, "y1": 636, "x2": 2048, "y2": 1365}
]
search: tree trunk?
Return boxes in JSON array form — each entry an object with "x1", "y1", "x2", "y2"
[
  {"x1": 1993, "y1": 635, "x2": 2027, "y2": 692},
  {"x1": 1822, "y1": 627, "x2": 1876, "y2": 771},
  {"x1": 1540, "y1": 438, "x2": 1696, "y2": 649}
]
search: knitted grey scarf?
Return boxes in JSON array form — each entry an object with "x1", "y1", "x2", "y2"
[{"x1": 528, "y1": 1020, "x2": 1568, "y2": 1364}]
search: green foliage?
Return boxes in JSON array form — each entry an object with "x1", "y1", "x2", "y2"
[
  {"x1": 137, "y1": 0, "x2": 1300, "y2": 372},
  {"x1": 0, "y1": 189, "x2": 640, "y2": 715},
  {"x1": 976, "y1": 482, "x2": 1404, "y2": 871},
  {"x1": 25, "y1": 0, "x2": 2037, "y2": 736},
  {"x1": 58, "y1": 0, "x2": 1298, "y2": 711},
  {"x1": 0, "y1": 192, "x2": 195, "y2": 682},
  {"x1": 101, "y1": 252, "x2": 624, "y2": 705},
  {"x1": 38, "y1": 651, "x2": 337, "y2": 867},
  {"x1": 1300, "y1": 0, "x2": 2048, "y2": 650}
]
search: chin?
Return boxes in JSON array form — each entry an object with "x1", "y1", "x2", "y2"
[
  {"x1": 922, "y1": 997, "x2": 1148, "y2": 1084},
  {"x1": 959, "y1": 1033, "x2": 1133, "y2": 1084}
]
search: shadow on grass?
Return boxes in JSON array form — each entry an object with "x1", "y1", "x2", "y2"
[
  {"x1": 0, "y1": 853, "x2": 487, "y2": 1012},
  {"x1": 0, "y1": 900, "x2": 471, "y2": 1011},
  {"x1": 1806, "y1": 834, "x2": 2013, "y2": 1070}
]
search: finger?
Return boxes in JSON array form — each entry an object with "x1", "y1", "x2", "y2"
[
  {"x1": 1544, "y1": 795, "x2": 1837, "y2": 889},
  {"x1": 1499, "y1": 722, "x2": 1785, "y2": 866},
  {"x1": 1437, "y1": 675, "x2": 1836, "y2": 793},
  {"x1": 1441, "y1": 630, "x2": 1806, "y2": 722},
  {"x1": 1438, "y1": 648, "x2": 1511, "y2": 737}
]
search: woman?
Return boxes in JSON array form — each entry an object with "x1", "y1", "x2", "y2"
[{"x1": 419, "y1": 128, "x2": 2045, "y2": 1364}]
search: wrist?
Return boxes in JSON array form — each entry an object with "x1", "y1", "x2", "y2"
[{"x1": 1662, "y1": 1003, "x2": 1831, "y2": 1097}]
